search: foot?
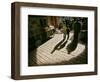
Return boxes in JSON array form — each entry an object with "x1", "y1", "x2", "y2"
[{"x1": 67, "y1": 51, "x2": 71, "y2": 54}]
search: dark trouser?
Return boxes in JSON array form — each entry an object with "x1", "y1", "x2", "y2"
[{"x1": 67, "y1": 33, "x2": 69, "y2": 40}]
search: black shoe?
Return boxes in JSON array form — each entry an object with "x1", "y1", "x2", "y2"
[{"x1": 67, "y1": 51, "x2": 70, "y2": 54}]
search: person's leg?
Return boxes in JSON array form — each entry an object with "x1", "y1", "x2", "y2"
[
  {"x1": 67, "y1": 33, "x2": 69, "y2": 40},
  {"x1": 57, "y1": 33, "x2": 67, "y2": 50},
  {"x1": 51, "y1": 33, "x2": 66, "y2": 54},
  {"x1": 57, "y1": 40, "x2": 68, "y2": 50},
  {"x1": 63, "y1": 33, "x2": 66, "y2": 40}
]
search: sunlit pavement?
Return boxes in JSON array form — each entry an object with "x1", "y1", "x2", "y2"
[{"x1": 31, "y1": 33, "x2": 85, "y2": 65}]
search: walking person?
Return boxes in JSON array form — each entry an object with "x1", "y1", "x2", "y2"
[
  {"x1": 66, "y1": 25, "x2": 70, "y2": 40},
  {"x1": 66, "y1": 18, "x2": 81, "y2": 54},
  {"x1": 57, "y1": 25, "x2": 70, "y2": 50}
]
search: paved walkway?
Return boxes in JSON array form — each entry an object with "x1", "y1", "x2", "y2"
[{"x1": 31, "y1": 33, "x2": 85, "y2": 65}]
